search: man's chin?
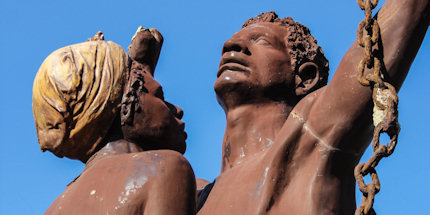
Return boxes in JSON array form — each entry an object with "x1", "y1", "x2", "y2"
[
  {"x1": 214, "y1": 69, "x2": 253, "y2": 89},
  {"x1": 214, "y1": 78, "x2": 250, "y2": 94},
  {"x1": 214, "y1": 80, "x2": 256, "y2": 111}
]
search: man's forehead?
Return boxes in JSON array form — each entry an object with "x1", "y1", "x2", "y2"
[{"x1": 233, "y1": 22, "x2": 287, "y2": 37}]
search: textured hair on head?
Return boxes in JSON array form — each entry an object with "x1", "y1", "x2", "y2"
[{"x1": 243, "y1": 11, "x2": 329, "y2": 90}]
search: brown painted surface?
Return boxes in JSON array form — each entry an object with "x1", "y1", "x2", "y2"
[
  {"x1": 47, "y1": 149, "x2": 195, "y2": 215},
  {"x1": 34, "y1": 0, "x2": 429, "y2": 214},
  {"x1": 196, "y1": 178, "x2": 210, "y2": 190},
  {"x1": 37, "y1": 28, "x2": 196, "y2": 215},
  {"x1": 199, "y1": 0, "x2": 429, "y2": 214}
]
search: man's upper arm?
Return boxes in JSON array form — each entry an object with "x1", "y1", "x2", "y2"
[{"x1": 303, "y1": 0, "x2": 429, "y2": 153}]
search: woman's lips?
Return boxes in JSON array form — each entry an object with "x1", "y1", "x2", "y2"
[
  {"x1": 183, "y1": 131, "x2": 188, "y2": 140},
  {"x1": 178, "y1": 122, "x2": 187, "y2": 140}
]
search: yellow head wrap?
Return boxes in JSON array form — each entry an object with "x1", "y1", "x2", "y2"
[{"x1": 32, "y1": 40, "x2": 129, "y2": 162}]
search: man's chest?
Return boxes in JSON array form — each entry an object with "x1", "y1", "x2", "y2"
[
  {"x1": 198, "y1": 132, "x2": 337, "y2": 215},
  {"x1": 198, "y1": 156, "x2": 274, "y2": 215}
]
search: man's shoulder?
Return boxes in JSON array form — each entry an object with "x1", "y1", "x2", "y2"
[
  {"x1": 292, "y1": 86, "x2": 326, "y2": 117},
  {"x1": 278, "y1": 87, "x2": 326, "y2": 136}
]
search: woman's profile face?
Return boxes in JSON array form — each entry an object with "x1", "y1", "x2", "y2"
[{"x1": 121, "y1": 65, "x2": 187, "y2": 154}]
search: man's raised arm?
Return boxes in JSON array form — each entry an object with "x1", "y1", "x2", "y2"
[{"x1": 302, "y1": 0, "x2": 429, "y2": 154}]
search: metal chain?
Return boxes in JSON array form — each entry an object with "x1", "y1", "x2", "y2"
[{"x1": 355, "y1": 0, "x2": 401, "y2": 214}]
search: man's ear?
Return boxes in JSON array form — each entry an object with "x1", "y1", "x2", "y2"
[{"x1": 295, "y1": 62, "x2": 320, "y2": 97}]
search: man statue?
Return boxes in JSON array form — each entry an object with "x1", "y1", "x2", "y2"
[
  {"x1": 198, "y1": 0, "x2": 429, "y2": 214},
  {"x1": 33, "y1": 29, "x2": 196, "y2": 214}
]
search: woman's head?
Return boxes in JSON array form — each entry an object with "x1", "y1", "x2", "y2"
[
  {"x1": 32, "y1": 39, "x2": 129, "y2": 162},
  {"x1": 33, "y1": 29, "x2": 187, "y2": 162}
]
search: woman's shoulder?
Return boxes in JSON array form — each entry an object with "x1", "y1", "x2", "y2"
[{"x1": 90, "y1": 149, "x2": 194, "y2": 180}]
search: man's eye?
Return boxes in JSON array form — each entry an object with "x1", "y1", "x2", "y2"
[{"x1": 254, "y1": 38, "x2": 271, "y2": 46}]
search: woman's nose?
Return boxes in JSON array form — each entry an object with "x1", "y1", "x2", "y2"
[
  {"x1": 175, "y1": 105, "x2": 184, "y2": 119},
  {"x1": 166, "y1": 101, "x2": 184, "y2": 119}
]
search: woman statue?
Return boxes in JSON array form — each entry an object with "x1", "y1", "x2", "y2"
[{"x1": 32, "y1": 28, "x2": 196, "y2": 215}]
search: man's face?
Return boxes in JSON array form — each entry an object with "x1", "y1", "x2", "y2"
[{"x1": 214, "y1": 22, "x2": 294, "y2": 109}]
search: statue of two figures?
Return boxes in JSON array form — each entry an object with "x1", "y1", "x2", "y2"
[{"x1": 33, "y1": 0, "x2": 429, "y2": 214}]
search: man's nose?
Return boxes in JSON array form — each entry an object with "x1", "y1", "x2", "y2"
[{"x1": 222, "y1": 38, "x2": 251, "y2": 55}]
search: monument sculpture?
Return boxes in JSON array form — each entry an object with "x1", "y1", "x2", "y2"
[
  {"x1": 33, "y1": 28, "x2": 196, "y2": 214},
  {"x1": 197, "y1": 0, "x2": 429, "y2": 214},
  {"x1": 32, "y1": 0, "x2": 429, "y2": 214}
]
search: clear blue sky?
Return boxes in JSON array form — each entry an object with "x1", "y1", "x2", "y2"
[{"x1": 0, "y1": 0, "x2": 428, "y2": 214}]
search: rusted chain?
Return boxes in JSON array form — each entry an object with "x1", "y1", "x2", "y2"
[{"x1": 354, "y1": 0, "x2": 401, "y2": 214}]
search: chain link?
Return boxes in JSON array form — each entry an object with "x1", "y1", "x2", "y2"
[{"x1": 355, "y1": 0, "x2": 401, "y2": 214}]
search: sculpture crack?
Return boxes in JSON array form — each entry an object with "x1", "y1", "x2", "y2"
[{"x1": 291, "y1": 110, "x2": 342, "y2": 153}]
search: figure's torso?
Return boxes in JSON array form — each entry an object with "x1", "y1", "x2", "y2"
[
  {"x1": 46, "y1": 150, "x2": 195, "y2": 215},
  {"x1": 198, "y1": 89, "x2": 360, "y2": 215}
]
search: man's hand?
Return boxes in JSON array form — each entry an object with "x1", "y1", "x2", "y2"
[{"x1": 128, "y1": 27, "x2": 164, "y2": 73}]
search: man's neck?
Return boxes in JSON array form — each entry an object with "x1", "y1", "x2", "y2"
[{"x1": 221, "y1": 101, "x2": 293, "y2": 172}]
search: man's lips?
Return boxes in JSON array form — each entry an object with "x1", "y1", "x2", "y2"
[
  {"x1": 217, "y1": 55, "x2": 250, "y2": 77},
  {"x1": 217, "y1": 63, "x2": 250, "y2": 77}
]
